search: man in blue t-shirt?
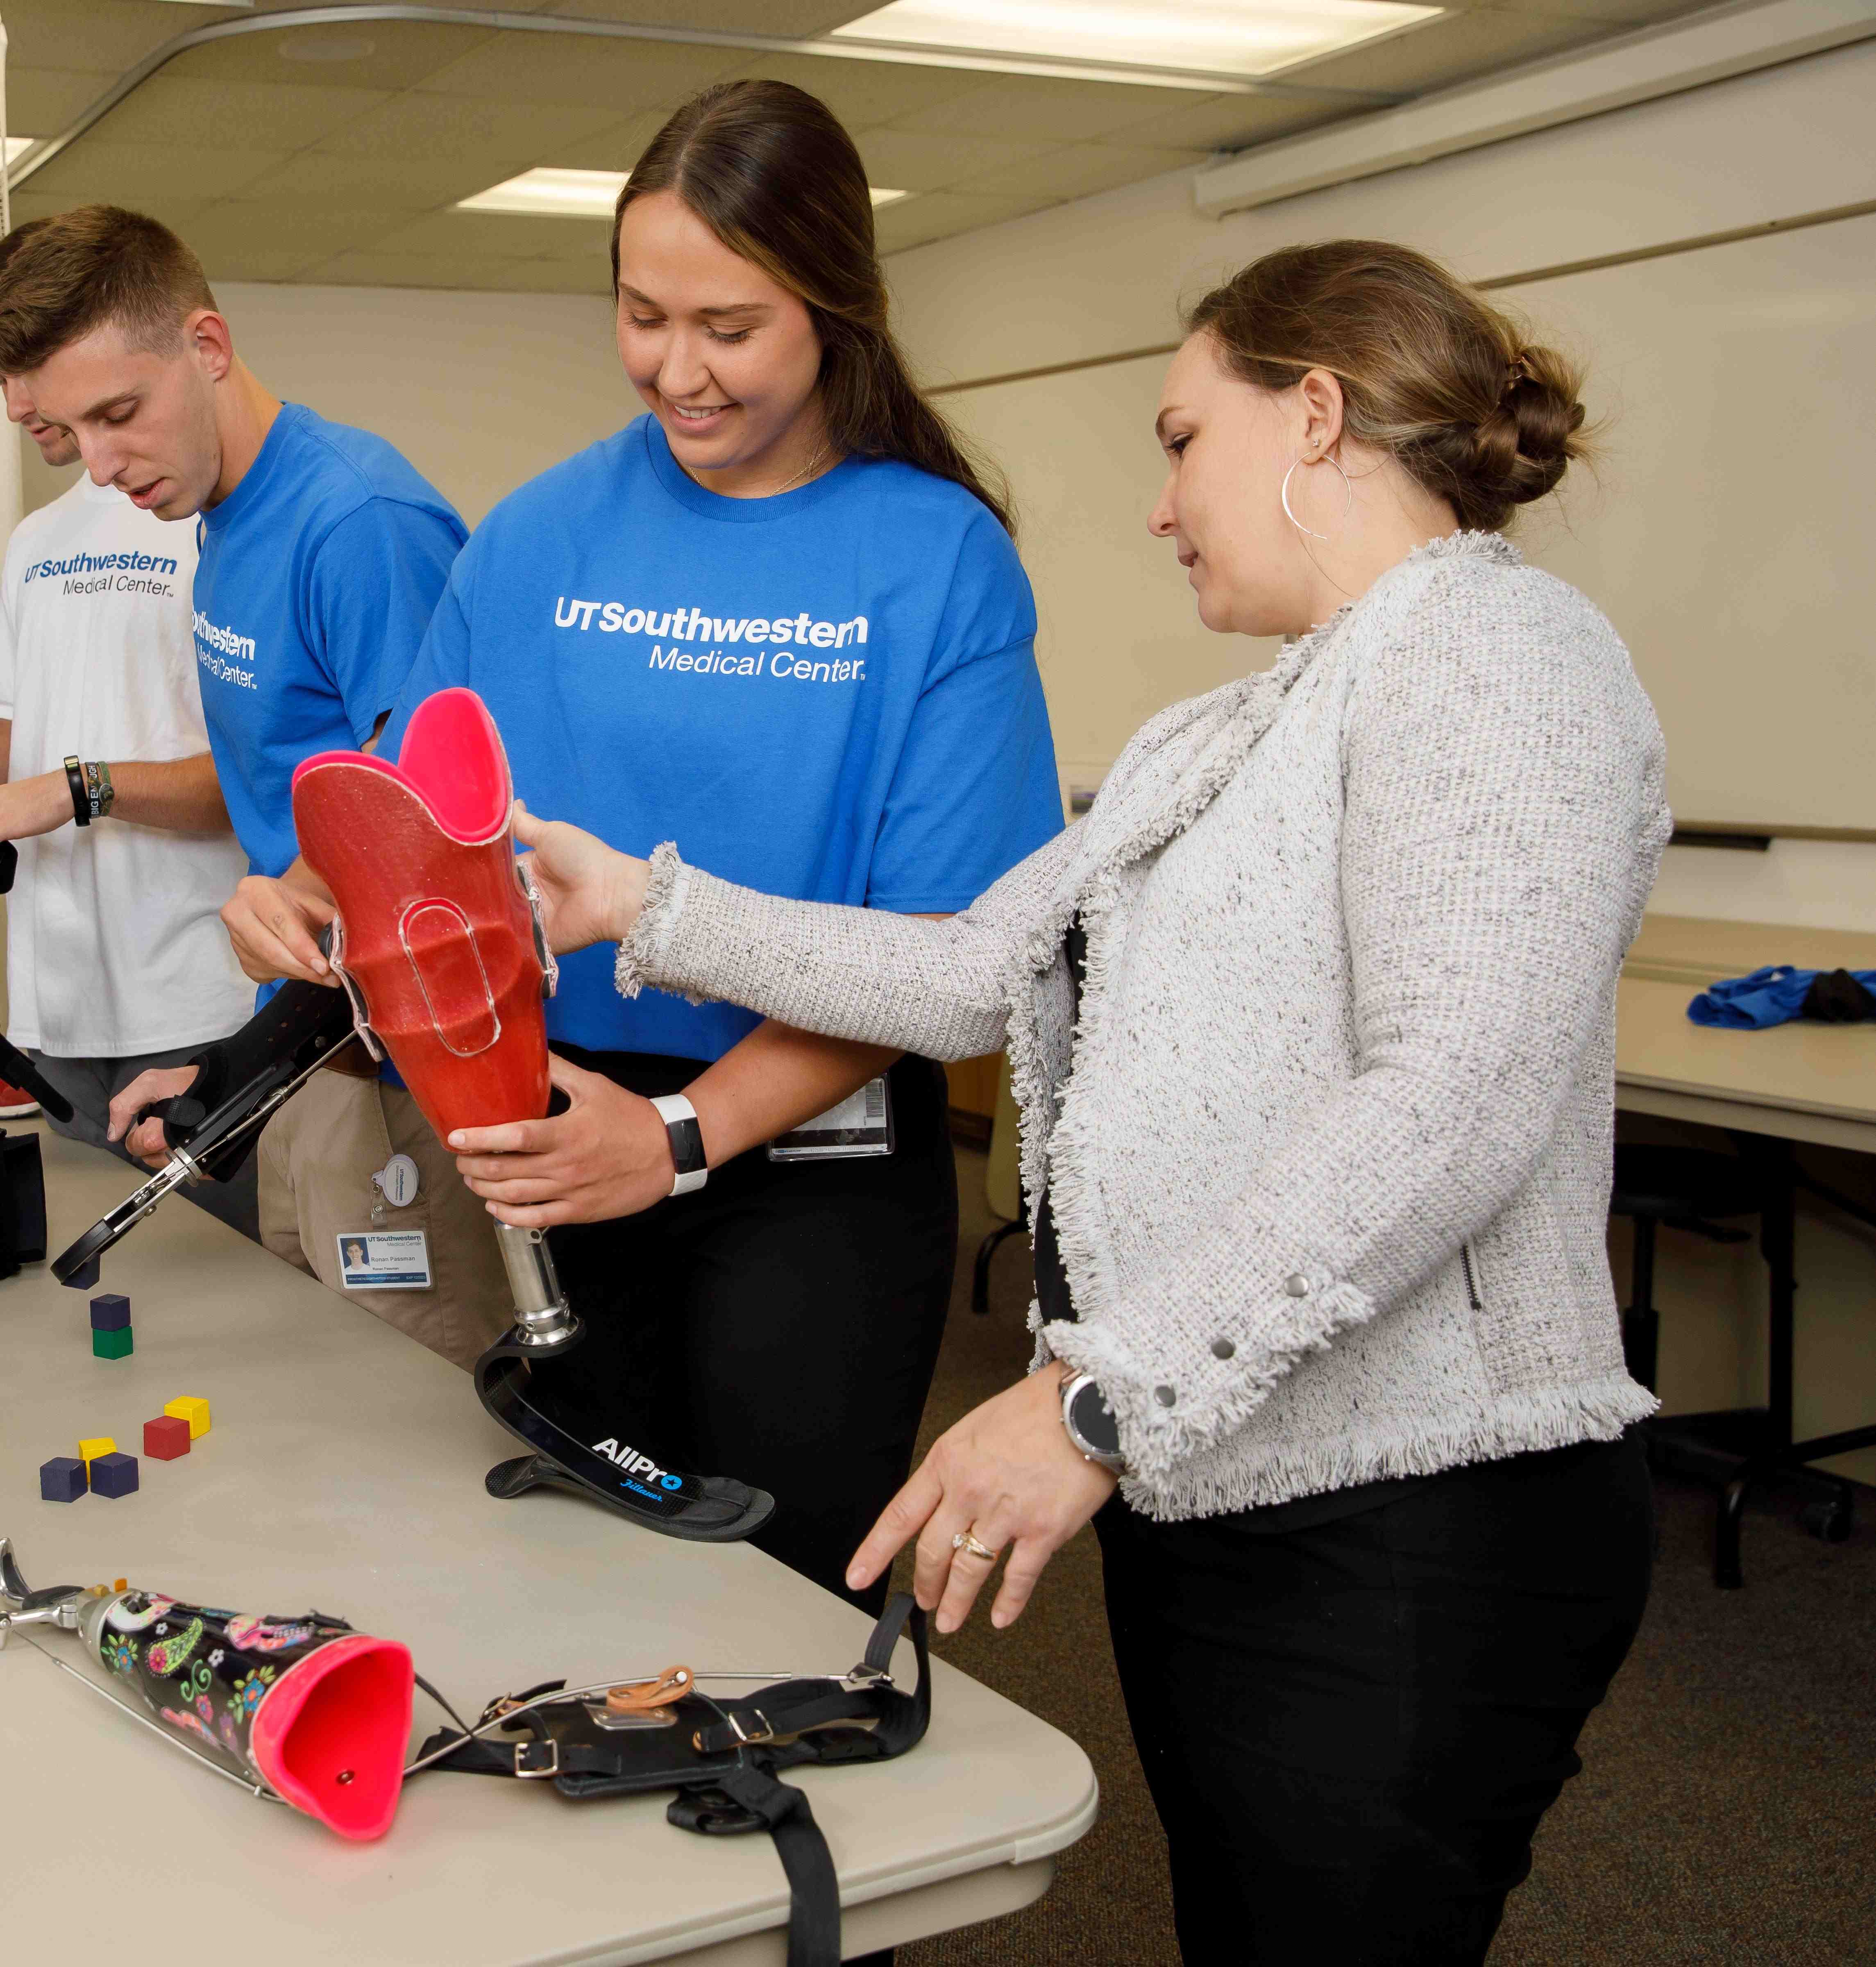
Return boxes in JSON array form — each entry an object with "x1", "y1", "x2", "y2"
[{"x1": 0, "y1": 205, "x2": 506, "y2": 1366}]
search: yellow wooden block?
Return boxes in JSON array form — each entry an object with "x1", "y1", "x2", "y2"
[
  {"x1": 163, "y1": 1396, "x2": 210, "y2": 1440},
  {"x1": 77, "y1": 1436, "x2": 116, "y2": 1465}
]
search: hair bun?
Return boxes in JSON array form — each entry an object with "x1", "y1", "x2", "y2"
[
  {"x1": 1464, "y1": 341, "x2": 1587, "y2": 517},
  {"x1": 1185, "y1": 242, "x2": 1595, "y2": 531}
]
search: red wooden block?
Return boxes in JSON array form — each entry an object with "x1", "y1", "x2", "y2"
[{"x1": 142, "y1": 1415, "x2": 191, "y2": 1461}]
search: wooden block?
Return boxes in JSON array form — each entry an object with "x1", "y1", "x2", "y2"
[
  {"x1": 143, "y1": 1415, "x2": 191, "y2": 1460},
  {"x1": 89, "y1": 1451, "x2": 139, "y2": 1499},
  {"x1": 77, "y1": 1436, "x2": 116, "y2": 1466},
  {"x1": 39, "y1": 1456, "x2": 87, "y2": 1502},
  {"x1": 163, "y1": 1396, "x2": 210, "y2": 1440},
  {"x1": 88, "y1": 1293, "x2": 131, "y2": 1332},
  {"x1": 92, "y1": 1326, "x2": 134, "y2": 1360}
]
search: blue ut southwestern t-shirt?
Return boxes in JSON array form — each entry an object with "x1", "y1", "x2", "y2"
[
  {"x1": 381, "y1": 415, "x2": 1062, "y2": 1062},
  {"x1": 192, "y1": 402, "x2": 467, "y2": 878}
]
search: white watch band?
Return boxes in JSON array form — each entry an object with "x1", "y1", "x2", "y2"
[{"x1": 649, "y1": 1093, "x2": 708, "y2": 1197}]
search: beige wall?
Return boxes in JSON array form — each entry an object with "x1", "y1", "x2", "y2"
[
  {"x1": 888, "y1": 35, "x2": 1876, "y2": 928},
  {"x1": 885, "y1": 35, "x2": 1876, "y2": 1483},
  {"x1": 23, "y1": 281, "x2": 625, "y2": 526}
]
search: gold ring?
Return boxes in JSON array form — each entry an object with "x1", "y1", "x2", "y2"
[{"x1": 951, "y1": 1531, "x2": 998, "y2": 1562}]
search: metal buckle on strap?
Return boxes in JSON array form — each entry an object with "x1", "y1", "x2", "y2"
[
  {"x1": 726, "y1": 1707, "x2": 775, "y2": 1747},
  {"x1": 514, "y1": 1739, "x2": 560, "y2": 1779}
]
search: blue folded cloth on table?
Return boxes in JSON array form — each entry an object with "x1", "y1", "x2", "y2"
[{"x1": 1688, "y1": 965, "x2": 1876, "y2": 1029}]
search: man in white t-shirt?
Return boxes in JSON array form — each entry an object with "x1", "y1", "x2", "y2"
[{"x1": 0, "y1": 362, "x2": 256, "y2": 1234}]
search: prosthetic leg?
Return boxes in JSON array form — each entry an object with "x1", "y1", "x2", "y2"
[
  {"x1": 1, "y1": 1537, "x2": 412, "y2": 1840},
  {"x1": 292, "y1": 689, "x2": 771, "y2": 1543}
]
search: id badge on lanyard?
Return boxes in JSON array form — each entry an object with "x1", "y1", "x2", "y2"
[{"x1": 767, "y1": 1076, "x2": 894, "y2": 1161}]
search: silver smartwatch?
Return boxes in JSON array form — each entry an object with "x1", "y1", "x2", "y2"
[
  {"x1": 649, "y1": 1093, "x2": 708, "y2": 1197},
  {"x1": 1060, "y1": 1372, "x2": 1125, "y2": 1473}
]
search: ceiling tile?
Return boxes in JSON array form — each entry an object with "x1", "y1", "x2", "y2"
[
  {"x1": 891, "y1": 76, "x2": 1208, "y2": 145},
  {"x1": 536, "y1": 110, "x2": 676, "y2": 171},
  {"x1": 7, "y1": 68, "x2": 118, "y2": 134},
  {"x1": 245, "y1": 0, "x2": 558, "y2": 11},
  {"x1": 182, "y1": 201, "x2": 412, "y2": 264},
  {"x1": 166, "y1": 18, "x2": 502, "y2": 91},
  {"x1": 88, "y1": 76, "x2": 395, "y2": 152},
  {"x1": 463, "y1": 258, "x2": 619, "y2": 296},
  {"x1": 294, "y1": 251, "x2": 471, "y2": 291},
  {"x1": 366, "y1": 209, "x2": 578, "y2": 261},
  {"x1": 548, "y1": 1, "x2": 869, "y2": 30},
  {"x1": 197, "y1": 244, "x2": 335, "y2": 286},
  {"x1": 231, "y1": 151, "x2": 503, "y2": 211},
  {"x1": 414, "y1": 31, "x2": 740, "y2": 113},
  {"x1": 703, "y1": 52, "x2": 986, "y2": 131},
  {"x1": 522, "y1": 219, "x2": 620, "y2": 266},
  {"x1": 1492, "y1": 0, "x2": 1711, "y2": 19},
  {"x1": 1103, "y1": 89, "x2": 1360, "y2": 152},
  {"x1": 309, "y1": 95, "x2": 626, "y2": 164},
  {"x1": 293, "y1": 249, "x2": 612, "y2": 295},
  {"x1": 950, "y1": 142, "x2": 1207, "y2": 203},
  {"x1": 0, "y1": 1, "x2": 213, "y2": 79},
  {"x1": 5, "y1": 189, "x2": 213, "y2": 236},
  {"x1": 873, "y1": 189, "x2": 1037, "y2": 254},
  {"x1": 27, "y1": 140, "x2": 290, "y2": 204},
  {"x1": 855, "y1": 128, "x2": 1059, "y2": 193},
  {"x1": 1283, "y1": 9, "x2": 1608, "y2": 95}
]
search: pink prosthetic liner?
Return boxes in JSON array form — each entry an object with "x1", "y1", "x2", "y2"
[{"x1": 75, "y1": 1587, "x2": 413, "y2": 1840}]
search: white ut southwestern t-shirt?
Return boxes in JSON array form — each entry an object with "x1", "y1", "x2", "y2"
[{"x1": 0, "y1": 479, "x2": 250, "y2": 1056}]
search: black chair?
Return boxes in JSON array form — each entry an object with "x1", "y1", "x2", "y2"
[
  {"x1": 971, "y1": 1202, "x2": 1028, "y2": 1316},
  {"x1": 1611, "y1": 1141, "x2": 1858, "y2": 1588}
]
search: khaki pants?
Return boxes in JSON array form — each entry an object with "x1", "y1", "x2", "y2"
[{"x1": 258, "y1": 1068, "x2": 513, "y2": 1370}]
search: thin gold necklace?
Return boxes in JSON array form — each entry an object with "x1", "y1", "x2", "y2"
[
  {"x1": 769, "y1": 439, "x2": 832, "y2": 496},
  {"x1": 675, "y1": 435, "x2": 835, "y2": 497}
]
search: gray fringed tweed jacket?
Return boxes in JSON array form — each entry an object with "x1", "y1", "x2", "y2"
[{"x1": 617, "y1": 533, "x2": 1672, "y2": 1521}]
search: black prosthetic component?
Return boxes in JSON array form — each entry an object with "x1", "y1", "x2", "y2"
[
  {"x1": 153, "y1": 979, "x2": 358, "y2": 1177},
  {"x1": 52, "y1": 978, "x2": 358, "y2": 1285},
  {"x1": 474, "y1": 1326, "x2": 774, "y2": 1543}
]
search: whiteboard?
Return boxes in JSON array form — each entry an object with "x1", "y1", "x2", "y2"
[
  {"x1": 945, "y1": 354, "x2": 1270, "y2": 796},
  {"x1": 1509, "y1": 213, "x2": 1876, "y2": 831},
  {"x1": 944, "y1": 209, "x2": 1876, "y2": 830}
]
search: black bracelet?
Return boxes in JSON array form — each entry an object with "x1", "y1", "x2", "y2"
[{"x1": 63, "y1": 755, "x2": 90, "y2": 828}]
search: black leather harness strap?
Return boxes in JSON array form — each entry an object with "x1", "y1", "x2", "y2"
[
  {"x1": 710, "y1": 1764, "x2": 841, "y2": 1967},
  {"x1": 415, "y1": 1595, "x2": 928, "y2": 1967}
]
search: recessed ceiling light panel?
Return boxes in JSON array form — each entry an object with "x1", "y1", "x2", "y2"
[
  {"x1": 459, "y1": 169, "x2": 908, "y2": 220},
  {"x1": 830, "y1": 0, "x2": 1441, "y2": 80}
]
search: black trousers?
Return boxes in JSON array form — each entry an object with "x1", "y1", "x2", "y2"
[
  {"x1": 542, "y1": 1049, "x2": 957, "y2": 1610},
  {"x1": 1097, "y1": 1432, "x2": 1654, "y2": 1966}
]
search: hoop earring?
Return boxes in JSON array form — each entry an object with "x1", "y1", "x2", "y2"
[{"x1": 1281, "y1": 452, "x2": 1352, "y2": 541}]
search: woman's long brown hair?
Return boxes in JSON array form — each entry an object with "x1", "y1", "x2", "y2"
[{"x1": 614, "y1": 79, "x2": 1014, "y2": 534}]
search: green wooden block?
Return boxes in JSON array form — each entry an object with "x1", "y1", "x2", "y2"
[{"x1": 92, "y1": 1326, "x2": 134, "y2": 1361}]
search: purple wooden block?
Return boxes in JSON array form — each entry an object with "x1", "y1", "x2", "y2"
[
  {"x1": 39, "y1": 1456, "x2": 87, "y2": 1501},
  {"x1": 88, "y1": 1451, "x2": 139, "y2": 1499},
  {"x1": 90, "y1": 1293, "x2": 131, "y2": 1332}
]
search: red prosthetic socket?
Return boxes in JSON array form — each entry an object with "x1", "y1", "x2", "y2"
[{"x1": 291, "y1": 689, "x2": 551, "y2": 1141}]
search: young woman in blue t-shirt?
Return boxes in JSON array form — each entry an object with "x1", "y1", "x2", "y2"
[{"x1": 357, "y1": 82, "x2": 1059, "y2": 1603}]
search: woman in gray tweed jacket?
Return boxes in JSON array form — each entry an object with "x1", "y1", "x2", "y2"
[{"x1": 455, "y1": 241, "x2": 1669, "y2": 1964}]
